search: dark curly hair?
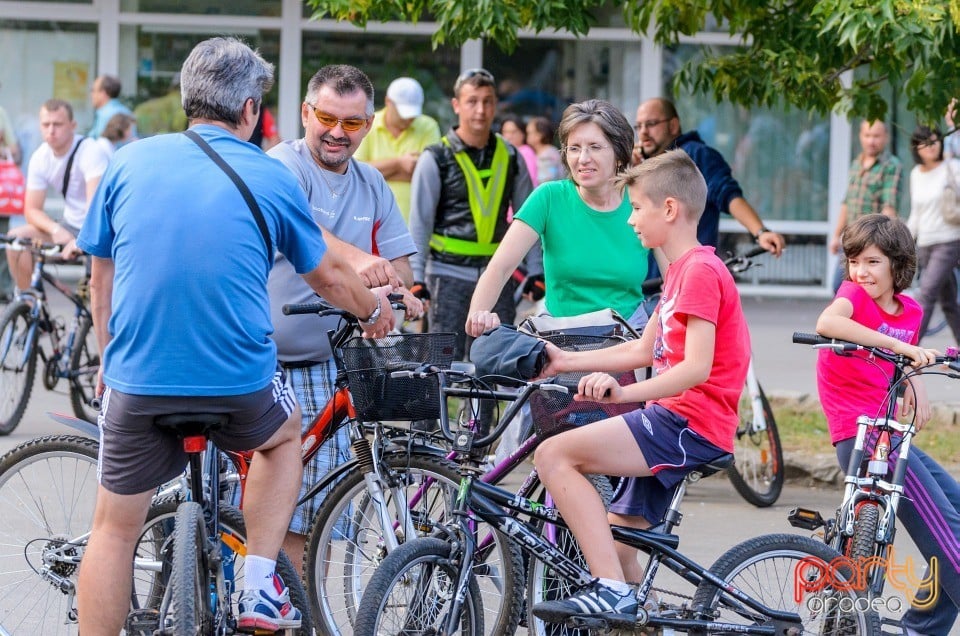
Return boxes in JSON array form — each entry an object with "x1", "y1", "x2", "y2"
[{"x1": 840, "y1": 213, "x2": 916, "y2": 293}]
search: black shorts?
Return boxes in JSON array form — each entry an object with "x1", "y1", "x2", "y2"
[{"x1": 97, "y1": 369, "x2": 296, "y2": 495}]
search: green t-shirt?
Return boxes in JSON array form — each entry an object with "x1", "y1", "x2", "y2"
[{"x1": 515, "y1": 179, "x2": 648, "y2": 318}]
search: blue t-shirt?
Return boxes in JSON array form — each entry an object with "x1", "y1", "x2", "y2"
[{"x1": 78, "y1": 125, "x2": 326, "y2": 396}]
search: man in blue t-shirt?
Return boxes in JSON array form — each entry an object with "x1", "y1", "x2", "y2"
[
  {"x1": 634, "y1": 97, "x2": 785, "y2": 278},
  {"x1": 74, "y1": 37, "x2": 395, "y2": 636}
]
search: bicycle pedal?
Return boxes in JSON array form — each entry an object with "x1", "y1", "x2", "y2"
[{"x1": 124, "y1": 608, "x2": 160, "y2": 635}]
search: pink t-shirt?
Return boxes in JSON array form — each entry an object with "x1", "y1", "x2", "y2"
[
  {"x1": 652, "y1": 246, "x2": 751, "y2": 451},
  {"x1": 816, "y1": 281, "x2": 921, "y2": 444}
]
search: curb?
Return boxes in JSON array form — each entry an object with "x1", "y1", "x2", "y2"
[{"x1": 767, "y1": 390, "x2": 960, "y2": 487}]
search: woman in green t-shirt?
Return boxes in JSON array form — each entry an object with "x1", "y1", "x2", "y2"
[{"x1": 466, "y1": 99, "x2": 650, "y2": 337}]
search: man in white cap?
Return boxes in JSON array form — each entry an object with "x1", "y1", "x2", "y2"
[{"x1": 355, "y1": 76, "x2": 441, "y2": 222}]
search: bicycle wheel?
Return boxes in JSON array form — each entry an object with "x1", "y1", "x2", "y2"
[
  {"x1": 353, "y1": 537, "x2": 484, "y2": 636},
  {"x1": 161, "y1": 501, "x2": 210, "y2": 635},
  {"x1": 526, "y1": 474, "x2": 613, "y2": 636},
  {"x1": 692, "y1": 533, "x2": 879, "y2": 635},
  {"x1": 0, "y1": 434, "x2": 99, "y2": 635},
  {"x1": 68, "y1": 314, "x2": 100, "y2": 424},
  {"x1": 303, "y1": 452, "x2": 522, "y2": 636},
  {"x1": 0, "y1": 300, "x2": 39, "y2": 435},
  {"x1": 727, "y1": 382, "x2": 784, "y2": 507},
  {"x1": 142, "y1": 499, "x2": 311, "y2": 635}
]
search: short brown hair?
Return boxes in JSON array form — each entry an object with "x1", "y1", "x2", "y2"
[
  {"x1": 41, "y1": 99, "x2": 73, "y2": 120},
  {"x1": 841, "y1": 213, "x2": 916, "y2": 293},
  {"x1": 613, "y1": 149, "x2": 706, "y2": 220},
  {"x1": 557, "y1": 99, "x2": 634, "y2": 174}
]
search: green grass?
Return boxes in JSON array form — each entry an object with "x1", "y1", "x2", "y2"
[{"x1": 772, "y1": 403, "x2": 960, "y2": 469}]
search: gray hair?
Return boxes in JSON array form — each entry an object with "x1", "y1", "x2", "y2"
[
  {"x1": 558, "y1": 100, "x2": 634, "y2": 173},
  {"x1": 180, "y1": 37, "x2": 274, "y2": 127},
  {"x1": 305, "y1": 65, "x2": 375, "y2": 117},
  {"x1": 614, "y1": 149, "x2": 707, "y2": 221}
]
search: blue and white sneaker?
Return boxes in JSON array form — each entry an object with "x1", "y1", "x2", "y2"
[
  {"x1": 533, "y1": 580, "x2": 638, "y2": 625},
  {"x1": 237, "y1": 573, "x2": 302, "y2": 633}
]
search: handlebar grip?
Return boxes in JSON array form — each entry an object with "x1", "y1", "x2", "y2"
[
  {"x1": 641, "y1": 277, "x2": 663, "y2": 296},
  {"x1": 282, "y1": 302, "x2": 331, "y2": 315},
  {"x1": 792, "y1": 332, "x2": 830, "y2": 345},
  {"x1": 744, "y1": 245, "x2": 769, "y2": 258}
]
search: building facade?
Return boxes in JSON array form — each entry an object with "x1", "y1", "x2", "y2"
[{"x1": 0, "y1": 0, "x2": 920, "y2": 295}]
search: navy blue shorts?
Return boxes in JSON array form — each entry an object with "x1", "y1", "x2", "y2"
[{"x1": 608, "y1": 403, "x2": 726, "y2": 524}]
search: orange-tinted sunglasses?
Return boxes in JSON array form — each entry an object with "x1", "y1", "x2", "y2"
[{"x1": 307, "y1": 105, "x2": 369, "y2": 132}]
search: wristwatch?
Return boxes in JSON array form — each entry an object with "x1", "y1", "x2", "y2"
[
  {"x1": 362, "y1": 293, "x2": 382, "y2": 326},
  {"x1": 752, "y1": 226, "x2": 772, "y2": 243}
]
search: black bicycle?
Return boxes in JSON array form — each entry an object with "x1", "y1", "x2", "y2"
[
  {"x1": 353, "y1": 366, "x2": 879, "y2": 636},
  {"x1": 0, "y1": 234, "x2": 100, "y2": 433}
]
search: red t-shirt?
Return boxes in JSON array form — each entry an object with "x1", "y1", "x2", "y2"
[
  {"x1": 816, "y1": 281, "x2": 921, "y2": 444},
  {"x1": 652, "y1": 246, "x2": 751, "y2": 451}
]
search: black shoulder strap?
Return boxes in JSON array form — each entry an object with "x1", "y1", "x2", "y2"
[
  {"x1": 61, "y1": 138, "x2": 85, "y2": 198},
  {"x1": 183, "y1": 129, "x2": 273, "y2": 271}
]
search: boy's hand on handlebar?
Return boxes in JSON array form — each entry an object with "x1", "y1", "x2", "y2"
[
  {"x1": 575, "y1": 372, "x2": 621, "y2": 403},
  {"x1": 60, "y1": 238, "x2": 83, "y2": 260},
  {"x1": 757, "y1": 231, "x2": 786, "y2": 257},
  {"x1": 465, "y1": 310, "x2": 501, "y2": 338}
]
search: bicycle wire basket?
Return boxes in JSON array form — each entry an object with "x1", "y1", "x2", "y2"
[
  {"x1": 338, "y1": 332, "x2": 457, "y2": 422},
  {"x1": 529, "y1": 333, "x2": 642, "y2": 439}
]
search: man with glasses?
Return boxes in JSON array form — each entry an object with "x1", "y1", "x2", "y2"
[
  {"x1": 409, "y1": 68, "x2": 535, "y2": 375},
  {"x1": 634, "y1": 97, "x2": 785, "y2": 277},
  {"x1": 266, "y1": 64, "x2": 419, "y2": 572}
]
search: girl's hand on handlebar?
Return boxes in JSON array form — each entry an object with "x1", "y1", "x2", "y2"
[
  {"x1": 892, "y1": 342, "x2": 940, "y2": 368},
  {"x1": 465, "y1": 310, "x2": 501, "y2": 338},
  {"x1": 575, "y1": 372, "x2": 621, "y2": 403}
]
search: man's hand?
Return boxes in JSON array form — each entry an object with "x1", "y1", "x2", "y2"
[
  {"x1": 465, "y1": 310, "x2": 501, "y2": 338},
  {"x1": 829, "y1": 236, "x2": 841, "y2": 255},
  {"x1": 397, "y1": 152, "x2": 420, "y2": 179},
  {"x1": 397, "y1": 287, "x2": 424, "y2": 321},
  {"x1": 757, "y1": 231, "x2": 786, "y2": 257},
  {"x1": 356, "y1": 254, "x2": 402, "y2": 288},
  {"x1": 358, "y1": 286, "x2": 397, "y2": 339}
]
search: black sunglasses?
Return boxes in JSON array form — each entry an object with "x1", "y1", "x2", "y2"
[{"x1": 454, "y1": 68, "x2": 495, "y2": 93}]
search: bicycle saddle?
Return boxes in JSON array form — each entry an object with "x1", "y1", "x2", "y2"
[
  {"x1": 695, "y1": 453, "x2": 735, "y2": 478},
  {"x1": 154, "y1": 413, "x2": 229, "y2": 437}
]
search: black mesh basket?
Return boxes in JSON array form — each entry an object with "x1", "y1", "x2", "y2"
[
  {"x1": 529, "y1": 333, "x2": 641, "y2": 439},
  {"x1": 339, "y1": 333, "x2": 456, "y2": 422}
]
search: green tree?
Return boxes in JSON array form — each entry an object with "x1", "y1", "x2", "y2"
[{"x1": 306, "y1": 0, "x2": 959, "y2": 125}]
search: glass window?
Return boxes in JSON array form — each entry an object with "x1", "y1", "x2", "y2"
[
  {"x1": 119, "y1": 26, "x2": 281, "y2": 136},
  {"x1": 664, "y1": 44, "x2": 831, "y2": 223},
  {"x1": 486, "y1": 38, "x2": 644, "y2": 128},
  {"x1": 121, "y1": 0, "x2": 280, "y2": 17},
  {"x1": 301, "y1": 32, "x2": 459, "y2": 131},
  {"x1": 0, "y1": 20, "x2": 97, "y2": 163}
]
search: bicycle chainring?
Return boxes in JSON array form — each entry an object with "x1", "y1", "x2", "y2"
[{"x1": 43, "y1": 356, "x2": 61, "y2": 390}]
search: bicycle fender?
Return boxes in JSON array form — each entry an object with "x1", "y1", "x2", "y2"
[
  {"x1": 297, "y1": 457, "x2": 361, "y2": 506},
  {"x1": 46, "y1": 411, "x2": 99, "y2": 439}
]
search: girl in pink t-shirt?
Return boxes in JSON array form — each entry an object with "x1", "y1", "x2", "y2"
[{"x1": 815, "y1": 213, "x2": 960, "y2": 635}]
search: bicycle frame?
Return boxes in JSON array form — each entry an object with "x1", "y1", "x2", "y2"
[{"x1": 435, "y1": 475, "x2": 801, "y2": 636}]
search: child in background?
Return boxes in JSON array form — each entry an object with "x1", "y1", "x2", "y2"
[
  {"x1": 531, "y1": 149, "x2": 750, "y2": 624},
  {"x1": 815, "y1": 213, "x2": 960, "y2": 635}
]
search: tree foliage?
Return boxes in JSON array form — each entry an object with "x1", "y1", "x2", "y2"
[{"x1": 305, "y1": 0, "x2": 959, "y2": 123}]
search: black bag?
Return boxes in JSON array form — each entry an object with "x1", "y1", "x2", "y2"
[{"x1": 469, "y1": 324, "x2": 547, "y2": 380}]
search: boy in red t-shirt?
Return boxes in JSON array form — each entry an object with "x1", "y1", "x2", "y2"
[{"x1": 532, "y1": 149, "x2": 750, "y2": 624}]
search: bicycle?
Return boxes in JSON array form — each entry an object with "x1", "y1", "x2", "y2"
[
  {"x1": 643, "y1": 245, "x2": 784, "y2": 507},
  {"x1": 353, "y1": 378, "x2": 879, "y2": 636},
  {"x1": 298, "y1": 325, "x2": 630, "y2": 636},
  {"x1": 788, "y1": 332, "x2": 959, "y2": 630},
  {"x1": 0, "y1": 234, "x2": 100, "y2": 433}
]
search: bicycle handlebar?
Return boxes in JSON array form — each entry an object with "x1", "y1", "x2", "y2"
[
  {"x1": 0, "y1": 233, "x2": 64, "y2": 257},
  {"x1": 792, "y1": 331, "x2": 960, "y2": 369},
  {"x1": 642, "y1": 245, "x2": 772, "y2": 296},
  {"x1": 281, "y1": 293, "x2": 407, "y2": 318}
]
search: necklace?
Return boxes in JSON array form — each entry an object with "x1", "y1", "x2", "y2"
[{"x1": 319, "y1": 167, "x2": 346, "y2": 199}]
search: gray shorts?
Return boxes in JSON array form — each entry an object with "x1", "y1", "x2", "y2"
[{"x1": 97, "y1": 369, "x2": 297, "y2": 495}]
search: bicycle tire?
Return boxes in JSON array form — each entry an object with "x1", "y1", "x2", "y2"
[
  {"x1": 303, "y1": 451, "x2": 522, "y2": 636},
  {"x1": 163, "y1": 501, "x2": 210, "y2": 635},
  {"x1": 844, "y1": 501, "x2": 880, "y2": 563},
  {"x1": 145, "y1": 499, "x2": 312, "y2": 636},
  {"x1": 68, "y1": 314, "x2": 100, "y2": 424},
  {"x1": 0, "y1": 300, "x2": 39, "y2": 435},
  {"x1": 0, "y1": 434, "x2": 99, "y2": 634},
  {"x1": 526, "y1": 474, "x2": 613, "y2": 636},
  {"x1": 353, "y1": 536, "x2": 484, "y2": 636},
  {"x1": 727, "y1": 382, "x2": 784, "y2": 507},
  {"x1": 692, "y1": 533, "x2": 880, "y2": 636}
]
